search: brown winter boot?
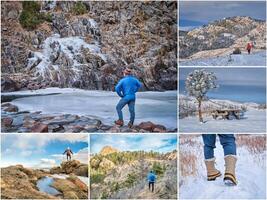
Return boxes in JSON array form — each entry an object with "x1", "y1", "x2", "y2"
[
  {"x1": 205, "y1": 157, "x2": 221, "y2": 181},
  {"x1": 114, "y1": 119, "x2": 124, "y2": 126},
  {"x1": 224, "y1": 155, "x2": 237, "y2": 186},
  {"x1": 127, "y1": 122, "x2": 133, "y2": 128}
]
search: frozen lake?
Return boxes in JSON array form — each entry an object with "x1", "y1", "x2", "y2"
[{"x1": 8, "y1": 88, "x2": 177, "y2": 129}]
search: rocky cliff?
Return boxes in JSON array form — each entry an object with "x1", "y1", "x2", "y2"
[
  {"x1": 179, "y1": 16, "x2": 266, "y2": 59},
  {"x1": 1, "y1": 1, "x2": 177, "y2": 92},
  {"x1": 90, "y1": 149, "x2": 177, "y2": 199}
]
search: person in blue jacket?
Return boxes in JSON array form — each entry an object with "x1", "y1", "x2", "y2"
[
  {"x1": 147, "y1": 170, "x2": 157, "y2": 192},
  {"x1": 114, "y1": 67, "x2": 141, "y2": 128}
]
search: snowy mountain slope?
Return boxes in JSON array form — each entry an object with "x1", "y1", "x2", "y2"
[
  {"x1": 179, "y1": 135, "x2": 266, "y2": 199},
  {"x1": 180, "y1": 50, "x2": 266, "y2": 66}
]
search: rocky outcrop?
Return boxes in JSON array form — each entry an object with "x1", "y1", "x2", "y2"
[
  {"x1": 51, "y1": 176, "x2": 88, "y2": 199},
  {"x1": 99, "y1": 146, "x2": 119, "y2": 156},
  {"x1": 50, "y1": 160, "x2": 88, "y2": 177},
  {"x1": 179, "y1": 16, "x2": 266, "y2": 59},
  {"x1": 1, "y1": 165, "x2": 54, "y2": 199},
  {"x1": 1, "y1": 1, "x2": 177, "y2": 92},
  {"x1": 1, "y1": 102, "x2": 175, "y2": 133}
]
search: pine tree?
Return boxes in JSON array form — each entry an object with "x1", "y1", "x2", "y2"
[{"x1": 185, "y1": 69, "x2": 218, "y2": 122}]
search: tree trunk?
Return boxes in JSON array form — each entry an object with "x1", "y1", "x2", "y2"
[{"x1": 198, "y1": 99, "x2": 203, "y2": 122}]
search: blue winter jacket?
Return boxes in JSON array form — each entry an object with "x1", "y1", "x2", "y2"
[
  {"x1": 147, "y1": 172, "x2": 157, "y2": 183},
  {"x1": 115, "y1": 75, "x2": 141, "y2": 101}
]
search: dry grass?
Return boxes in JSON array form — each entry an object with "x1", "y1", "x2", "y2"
[
  {"x1": 179, "y1": 151, "x2": 198, "y2": 178},
  {"x1": 236, "y1": 135, "x2": 266, "y2": 154}
]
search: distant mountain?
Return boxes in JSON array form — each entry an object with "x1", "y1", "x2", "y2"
[{"x1": 179, "y1": 16, "x2": 266, "y2": 59}]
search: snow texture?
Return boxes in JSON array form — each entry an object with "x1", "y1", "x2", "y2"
[
  {"x1": 180, "y1": 51, "x2": 266, "y2": 66},
  {"x1": 180, "y1": 136, "x2": 266, "y2": 199}
]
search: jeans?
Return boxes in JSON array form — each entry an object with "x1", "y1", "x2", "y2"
[
  {"x1": 67, "y1": 154, "x2": 71, "y2": 161},
  {"x1": 116, "y1": 98, "x2": 135, "y2": 123},
  {"x1": 148, "y1": 182, "x2": 154, "y2": 192},
  {"x1": 202, "y1": 134, "x2": 236, "y2": 159}
]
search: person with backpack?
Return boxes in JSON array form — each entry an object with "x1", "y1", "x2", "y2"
[
  {"x1": 246, "y1": 42, "x2": 253, "y2": 54},
  {"x1": 63, "y1": 147, "x2": 73, "y2": 161},
  {"x1": 114, "y1": 67, "x2": 141, "y2": 128},
  {"x1": 147, "y1": 170, "x2": 157, "y2": 192},
  {"x1": 202, "y1": 134, "x2": 237, "y2": 186}
]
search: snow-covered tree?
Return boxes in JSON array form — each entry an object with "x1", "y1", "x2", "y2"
[{"x1": 185, "y1": 69, "x2": 218, "y2": 122}]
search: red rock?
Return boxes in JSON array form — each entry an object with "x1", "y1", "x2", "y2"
[
  {"x1": 1, "y1": 117, "x2": 13, "y2": 127},
  {"x1": 153, "y1": 124, "x2": 167, "y2": 132},
  {"x1": 30, "y1": 122, "x2": 48, "y2": 132},
  {"x1": 3, "y1": 104, "x2": 18, "y2": 112},
  {"x1": 138, "y1": 121, "x2": 156, "y2": 132}
]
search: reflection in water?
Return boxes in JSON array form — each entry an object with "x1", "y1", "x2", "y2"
[{"x1": 36, "y1": 176, "x2": 61, "y2": 195}]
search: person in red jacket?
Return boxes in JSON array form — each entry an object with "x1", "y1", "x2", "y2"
[{"x1": 246, "y1": 42, "x2": 253, "y2": 54}]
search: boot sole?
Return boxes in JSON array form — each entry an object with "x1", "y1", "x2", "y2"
[
  {"x1": 224, "y1": 173, "x2": 237, "y2": 185},
  {"x1": 207, "y1": 172, "x2": 222, "y2": 181}
]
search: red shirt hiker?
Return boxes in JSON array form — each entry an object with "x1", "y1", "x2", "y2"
[{"x1": 246, "y1": 43, "x2": 253, "y2": 54}]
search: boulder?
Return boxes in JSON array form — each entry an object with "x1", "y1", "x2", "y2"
[
  {"x1": 137, "y1": 121, "x2": 156, "y2": 132},
  {"x1": 30, "y1": 122, "x2": 48, "y2": 132},
  {"x1": 3, "y1": 104, "x2": 18, "y2": 112},
  {"x1": 1, "y1": 77, "x2": 20, "y2": 92},
  {"x1": 1, "y1": 117, "x2": 13, "y2": 127}
]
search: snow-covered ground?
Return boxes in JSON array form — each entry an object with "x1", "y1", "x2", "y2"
[
  {"x1": 5, "y1": 88, "x2": 177, "y2": 129},
  {"x1": 179, "y1": 135, "x2": 266, "y2": 199},
  {"x1": 179, "y1": 95, "x2": 266, "y2": 133},
  {"x1": 180, "y1": 51, "x2": 266, "y2": 66}
]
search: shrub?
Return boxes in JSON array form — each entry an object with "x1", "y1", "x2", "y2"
[
  {"x1": 233, "y1": 47, "x2": 241, "y2": 54},
  {"x1": 19, "y1": 1, "x2": 52, "y2": 30},
  {"x1": 72, "y1": 2, "x2": 87, "y2": 15},
  {"x1": 152, "y1": 162, "x2": 166, "y2": 176},
  {"x1": 124, "y1": 173, "x2": 137, "y2": 187},
  {"x1": 90, "y1": 173, "x2": 105, "y2": 184}
]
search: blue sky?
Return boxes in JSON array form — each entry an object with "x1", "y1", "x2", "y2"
[
  {"x1": 90, "y1": 134, "x2": 177, "y2": 154},
  {"x1": 179, "y1": 1, "x2": 266, "y2": 30},
  {"x1": 179, "y1": 68, "x2": 266, "y2": 86},
  {"x1": 1, "y1": 134, "x2": 88, "y2": 168}
]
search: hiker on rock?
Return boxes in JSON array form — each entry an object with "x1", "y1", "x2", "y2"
[
  {"x1": 203, "y1": 134, "x2": 237, "y2": 186},
  {"x1": 63, "y1": 147, "x2": 73, "y2": 161},
  {"x1": 114, "y1": 67, "x2": 141, "y2": 128},
  {"x1": 147, "y1": 170, "x2": 157, "y2": 192},
  {"x1": 246, "y1": 42, "x2": 253, "y2": 54}
]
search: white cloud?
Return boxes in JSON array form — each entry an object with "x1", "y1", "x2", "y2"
[{"x1": 52, "y1": 147, "x2": 88, "y2": 164}]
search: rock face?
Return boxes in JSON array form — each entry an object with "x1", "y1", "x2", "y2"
[
  {"x1": 1, "y1": 165, "x2": 54, "y2": 199},
  {"x1": 179, "y1": 16, "x2": 266, "y2": 59},
  {"x1": 99, "y1": 146, "x2": 119, "y2": 155},
  {"x1": 1, "y1": 1, "x2": 177, "y2": 92},
  {"x1": 50, "y1": 160, "x2": 88, "y2": 177}
]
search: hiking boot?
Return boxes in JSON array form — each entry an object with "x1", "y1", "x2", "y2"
[
  {"x1": 205, "y1": 157, "x2": 221, "y2": 181},
  {"x1": 224, "y1": 155, "x2": 237, "y2": 186},
  {"x1": 127, "y1": 122, "x2": 133, "y2": 128},
  {"x1": 114, "y1": 119, "x2": 124, "y2": 126}
]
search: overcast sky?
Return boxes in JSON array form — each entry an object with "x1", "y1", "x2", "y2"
[
  {"x1": 90, "y1": 134, "x2": 177, "y2": 154},
  {"x1": 179, "y1": 67, "x2": 266, "y2": 86},
  {"x1": 180, "y1": 1, "x2": 266, "y2": 29},
  {"x1": 1, "y1": 134, "x2": 88, "y2": 168}
]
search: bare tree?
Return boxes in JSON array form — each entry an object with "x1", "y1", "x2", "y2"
[{"x1": 185, "y1": 69, "x2": 218, "y2": 122}]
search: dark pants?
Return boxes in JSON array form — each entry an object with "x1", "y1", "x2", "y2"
[
  {"x1": 67, "y1": 154, "x2": 71, "y2": 161},
  {"x1": 148, "y1": 182, "x2": 154, "y2": 192},
  {"x1": 248, "y1": 49, "x2": 251, "y2": 54},
  {"x1": 202, "y1": 134, "x2": 236, "y2": 159}
]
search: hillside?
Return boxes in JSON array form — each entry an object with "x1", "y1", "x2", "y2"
[
  {"x1": 179, "y1": 16, "x2": 266, "y2": 61},
  {"x1": 1, "y1": 1, "x2": 177, "y2": 92},
  {"x1": 90, "y1": 148, "x2": 177, "y2": 199}
]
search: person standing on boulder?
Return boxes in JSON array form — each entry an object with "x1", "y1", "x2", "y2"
[
  {"x1": 115, "y1": 67, "x2": 141, "y2": 128},
  {"x1": 202, "y1": 134, "x2": 237, "y2": 186},
  {"x1": 246, "y1": 42, "x2": 253, "y2": 54},
  {"x1": 63, "y1": 147, "x2": 73, "y2": 161},
  {"x1": 147, "y1": 170, "x2": 156, "y2": 192}
]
